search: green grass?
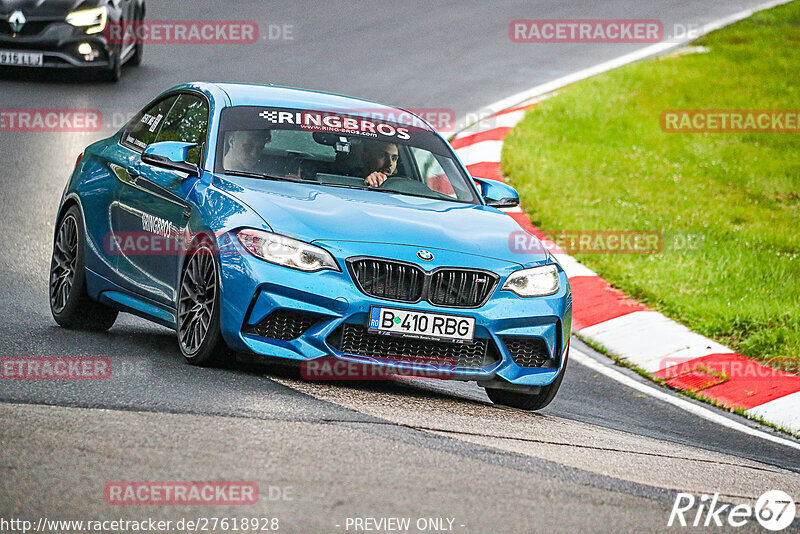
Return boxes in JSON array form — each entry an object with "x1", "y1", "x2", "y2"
[{"x1": 502, "y1": 1, "x2": 800, "y2": 371}]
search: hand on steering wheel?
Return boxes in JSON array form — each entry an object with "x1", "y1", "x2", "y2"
[{"x1": 364, "y1": 171, "x2": 389, "y2": 187}]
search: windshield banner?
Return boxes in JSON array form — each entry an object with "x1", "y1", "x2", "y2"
[{"x1": 217, "y1": 106, "x2": 450, "y2": 154}]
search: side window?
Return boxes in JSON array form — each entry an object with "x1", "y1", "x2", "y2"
[
  {"x1": 410, "y1": 146, "x2": 455, "y2": 196},
  {"x1": 155, "y1": 94, "x2": 209, "y2": 165},
  {"x1": 123, "y1": 96, "x2": 178, "y2": 151}
]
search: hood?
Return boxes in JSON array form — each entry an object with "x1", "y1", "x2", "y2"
[
  {"x1": 0, "y1": 1, "x2": 99, "y2": 18},
  {"x1": 215, "y1": 176, "x2": 549, "y2": 265}
]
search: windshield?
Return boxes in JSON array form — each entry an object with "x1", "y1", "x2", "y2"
[{"x1": 214, "y1": 106, "x2": 480, "y2": 204}]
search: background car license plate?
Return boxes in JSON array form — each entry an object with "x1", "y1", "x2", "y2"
[
  {"x1": 368, "y1": 306, "x2": 475, "y2": 342},
  {"x1": 0, "y1": 51, "x2": 43, "y2": 67}
]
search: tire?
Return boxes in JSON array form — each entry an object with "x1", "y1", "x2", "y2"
[
  {"x1": 177, "y1": 238, "x2": 231, "y2": 366},
  {"x1": 101, "y1": 47, "x2": 122, "y2": 82},
  {"x1": 49, "y1": 205, "x2": 118, "y2": 331},
  {"x1": 130, "y1": 42, "x2": 143, "y2": 66},
  {"x1": 130, "y1": 7, "x2": 144, "y2": 66},
  {"x1": 485, "y1": 351, "x2": 568, "y2": 411}
]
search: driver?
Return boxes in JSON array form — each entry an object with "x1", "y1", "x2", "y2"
[
  {"x1": 361, "y1": 140, "x2": 399, "y2": 187},
  {"x1": 223, "y1": 129, "x2": 272, "y2": 173}
]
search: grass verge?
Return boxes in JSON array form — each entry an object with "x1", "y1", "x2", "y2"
[{"x1": 502, "y1": 1, "x2": 800, "y2": 371}]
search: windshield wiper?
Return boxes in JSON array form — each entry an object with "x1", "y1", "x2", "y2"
[
  {"x1": 224, "y1": 170, "x2": 304, "y2": 183},
  {"x1": 316, "y1": 183, "x2": 400, "y2": 195},
  {"x1": 322, "y1": 182, "x2": 460, "y2": 202},
  {"x1": 224, "y1": 172, "x2": 469, "y2": 203}
]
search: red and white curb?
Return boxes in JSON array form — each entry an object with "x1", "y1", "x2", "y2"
[{"x1": 451, "y1": 102, "x2": 800, "y2": 436}]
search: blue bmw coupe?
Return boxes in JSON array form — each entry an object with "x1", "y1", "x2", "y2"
[{"x1": 49, "y1": 82, "x2": 572, "y2": 409}]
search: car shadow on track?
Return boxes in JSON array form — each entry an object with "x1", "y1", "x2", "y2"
[
  {"x1": 36, "y1": 321, "x2": 505, "y2": 413},
  {"x1": 231, "y1": 352, "x2": 505, "y2": 411}
]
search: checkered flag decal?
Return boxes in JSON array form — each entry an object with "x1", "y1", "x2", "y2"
[{"x1": 258, "y1": 110, "x2": 278, "y2": 122}]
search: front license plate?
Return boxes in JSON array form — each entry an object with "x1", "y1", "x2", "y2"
[
  {"x1": 368, "y1": 306, "x2": 475, "y2": 343},
  {"x1": 0, "y1": 50, "x2": 44, "y2": 67}
]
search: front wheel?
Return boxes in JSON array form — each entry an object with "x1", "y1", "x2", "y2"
[
  {"x1": 49, "y1": 205, "x2": 118, "y2": 331},
  {"x1": 485, "y1": 351, "x2": 568, "y2": 411},
  {"x1": 130, "y1": 42, "x2": 143, "y2": 66},
  {"x1": 177, "y1": 239, "x2": 231, "y2": 366},
  {"x1": 101, "y1": 47, "x2": 122, "y2": 82}
]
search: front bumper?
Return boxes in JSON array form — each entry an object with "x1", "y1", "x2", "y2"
[
  {"x1": 217, "y1": 239, "x2": 572, "y2": 387},
  {"x1": 0, "y1": 22, "x2": 114, "y2": 69}
]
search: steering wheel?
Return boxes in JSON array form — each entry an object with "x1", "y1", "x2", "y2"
[
  {"x1": 378, "y1": 175, "x2": 451, "y2": 199},
  {"x1": 378, "y1": 175, "x2": 412, "y2": 187}
]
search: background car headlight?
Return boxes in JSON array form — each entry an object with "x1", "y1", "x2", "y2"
[
  {"x1": 502, "y1": 264, "x2": 560, "y2": 297},
  {"x1": 66, "y1": 6, "x2": 108, "y2": 34},
  {"x1": 237, "y1": 229, "x2": 340, "y2": 272}
]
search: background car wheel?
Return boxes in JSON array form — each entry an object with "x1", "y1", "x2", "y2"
[
  {"x1": 49, "y1": 205, "x2": 118, "y2": 331},
  {"x1": 130, "y1": 42, "x2": 143, "y2": 66},
  {"x1": 102, "y1": 48, "x2": 122, "y2": 82},
  {"x1": 485, "y1": 351, "x2": 568, "y2": 410},
  {"x1": 177, "y1": 239, "x2": 231, "y2": 366},
  {"x1": 130, "y1": 6, "x2": 145, "y2": 66}
]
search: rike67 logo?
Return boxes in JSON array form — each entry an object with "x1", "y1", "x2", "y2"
[{"x1": 669, "y1": 490, "x2": 796, "y2": 531}]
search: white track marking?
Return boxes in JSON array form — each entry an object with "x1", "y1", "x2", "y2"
[
  {"x1": 453, "y1": 140, "x2": 504, "y2": 166},
  {"x1": 746, "y1": 392, "x2": 800, "y2": 435},
  {"x1": 453, "y1": 110, "x2": 529, "y2": 138},
  {"x1": 571, "y1": 349, "x2": 800, "y2": 451},
  {"x1": 557, "y1": 255, "x2": 599, "y2": 279},
  {"x1": 579, "y1": 311, "x2": 733, "y2": 372},
  {"x1": 498, "y1": 206, "x2": 523, "y2": 214}
]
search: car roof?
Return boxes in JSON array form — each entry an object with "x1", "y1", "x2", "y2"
[{"x1": 188, "y1": 82, "x2": 435, "y2": 132}]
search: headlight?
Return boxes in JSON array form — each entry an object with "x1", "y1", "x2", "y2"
[
  {"x1": 66, "y1": 6, "x2": 108, "y2": 34},
  {"x1": 237, "y1": 229, "x2": 340, "y2": 272},
  {"x1": 501, "y1": 264, "x2": 560, "y2": 297}
]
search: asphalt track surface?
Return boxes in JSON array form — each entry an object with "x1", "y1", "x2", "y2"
[{"x1": 1, "y1": 1, "x2": 798, "y2": 533}]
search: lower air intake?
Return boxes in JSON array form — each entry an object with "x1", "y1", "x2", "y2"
[
  {"x1": 242, "y1": 309, "x2": 325, "y2": 341},
  {"x1": 327, "y1": 323, "x2": 500, "y2": 369},
  {"x1": 501, "y1": 336, "x2": 555, "y2": 368}
]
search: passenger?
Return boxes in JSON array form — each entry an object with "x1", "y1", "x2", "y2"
[{"x1": 223, "y1": 130, "x2": 271, "y2": 173}]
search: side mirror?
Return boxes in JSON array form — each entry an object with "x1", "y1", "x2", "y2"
[
  {"x1": 473, "y1": 177, "x2": 519, "y2": 208},
  {"x1": 141, "y1": 141, "x2": 200, "y2": 176}
]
